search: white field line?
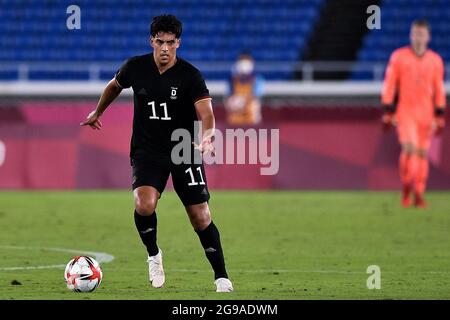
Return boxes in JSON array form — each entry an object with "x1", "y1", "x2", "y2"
[
  {"x1": 0, "y1": 245, "x2": 114, "y2": 271},
  {"x1": 119, "y1": 268, "x2": 450, "y2": 275},
  {"x1": 1, "y1": 246, "x2": 449, "y2": 275}
]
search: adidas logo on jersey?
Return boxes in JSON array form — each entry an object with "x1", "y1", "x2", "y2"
[{"x1": 138, "y1": 88, "x2": 147, "y2": 95}]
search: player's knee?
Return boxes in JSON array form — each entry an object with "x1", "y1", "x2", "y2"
[
  {"x1": 135, "y1": 196, "x2": 157, "y2": 216},
  {"x1": 188, "y1": 204, "x2": 211, "y2": 230},
  {"x1": 417, "y1": 149, "x2": 427, "y2": 158},
  {"x1": 195, "y1": 215, "x2": 211, "y2": 230},
  {"x1": 193, "y1": 216, "x2": 211, "y2": 231}
]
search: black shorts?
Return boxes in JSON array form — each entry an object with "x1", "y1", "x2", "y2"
[{"x1": 131, "y1": 158, "x2": 210, "y2": 206}]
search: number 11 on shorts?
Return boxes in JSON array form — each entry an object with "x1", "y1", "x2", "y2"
[{"x1": 185, "y1": 167, "x2": 205, "y2": 186}]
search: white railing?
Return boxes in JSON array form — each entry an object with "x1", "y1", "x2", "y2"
[
  {"x1": 2, "y1": 80, "x2": 450, "y2": 98},
  {"x1": 0, "y1": 60, "x2": 419, "y2": 81},
  {"x1": 1, "y1": 61, "x2": 450, "y2": 97}
]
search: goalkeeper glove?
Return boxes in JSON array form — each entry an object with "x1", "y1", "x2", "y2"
[
  {"x1": 382, "y1": 104, "x2": 396, "y2": 132},
  {"x1": 435, "y1": 107, "x2": 446, "y2": 135}
]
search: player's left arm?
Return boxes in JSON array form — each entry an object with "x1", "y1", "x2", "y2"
[
  {"x1": 434, "y1": 55, "x2": 446, "y2": 134},
  {"x1": 194, "y1": 98, "x2": 215, "y2": 156}
]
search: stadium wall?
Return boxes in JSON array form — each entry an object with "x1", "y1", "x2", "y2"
[{"x1": 1, "y1": 101, "x2": 450, "y2": 190}]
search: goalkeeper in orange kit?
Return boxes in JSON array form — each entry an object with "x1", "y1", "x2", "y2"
[{"x1": 382, "y1": 19, "x2": 446, "y2": 208}]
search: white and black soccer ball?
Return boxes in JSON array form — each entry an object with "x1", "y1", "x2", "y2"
[{"x1": 64, "y1": 256, "x2": 102, "y2": 292}]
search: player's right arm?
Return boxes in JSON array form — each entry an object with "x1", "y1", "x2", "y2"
[
  {"x1": 80, "y1": 79, "x2": 123, "y2": 130},
  {"x1": 381, "y1": 50, "x2": 401, "y2": 130},
  {"x1": 81, "y1": 58, "x2": 134, "y2": 130}
]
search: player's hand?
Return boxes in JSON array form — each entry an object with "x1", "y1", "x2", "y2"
[
  {"x1": 382, "y1": 113, "x2": 396, "y2": 132},
  {"x1": 80, "y1": 110, "x2": 102, "y2": 130},
  {"x1": 434, "y1": 117, "x2": 446, "y2": 135},
  {"x1": 193, "y1": 136, "x2": 215, "y2": 156}
]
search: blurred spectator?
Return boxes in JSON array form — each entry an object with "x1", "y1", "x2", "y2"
[{"x1": 224, "y1": 53, "x2": 264, "y2": 125}]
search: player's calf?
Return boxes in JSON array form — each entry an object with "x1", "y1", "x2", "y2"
[
  {"x1": 133, "y1": 187, "x2": 160, "y2": 263},
  {"x1": 187, "y1": 203, "x2": 231, "y2": 288},
  {"x1": 195, "y1": 221, "x2": 230, "y2": 284},
  {"x1": 402, "y1": 184, "x2": 412, "y2": 208},
  {"x1": 414, "y1": 150, "x2": 429, "y2": 209}
]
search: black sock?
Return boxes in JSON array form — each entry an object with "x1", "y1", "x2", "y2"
[
  {"x1": 196, "y1": 221, "x2": 228, "y2": 279},
  {"x1": 134, "y1": 210, "x2": 159, "y2": 256}
]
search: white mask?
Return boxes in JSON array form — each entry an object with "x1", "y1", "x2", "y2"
[{"x1": 235, "y1": 59, "x2": 254, "y2": 75}]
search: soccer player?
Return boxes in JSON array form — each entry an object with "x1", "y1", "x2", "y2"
[
  {"x1": 80, "y1": 14, "x2": 233, "y2": 292},
  {"x1": 382, "y1": 19, "x2": 446, "y2": 208}
]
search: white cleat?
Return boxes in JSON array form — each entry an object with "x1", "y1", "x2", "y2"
[
  {"x1": 214, "y1": 278, "x2": 233, "y2": 292},
  {"x1": 147, "y1": 249, "x2": 165, "y2": 288}
]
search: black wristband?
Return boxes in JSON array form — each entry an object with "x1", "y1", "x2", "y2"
[
  {"x1": 435, "y1": 107, "x2": 445, "y2": 117},
  {"x1": 383, "y1": 104, "x2": 396, "y2": 114}
]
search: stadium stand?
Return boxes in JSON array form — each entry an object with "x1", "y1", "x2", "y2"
[
  {"x1": 0, "y1": 0, "x2": 324, "y2": 80},
  {"x1": 353, "y1": 0, "x2": 450, "y2": 79},
  {"x1": 0, "y1": 0, "x2": 448, "y2": 82},
  {"x1": 297, "y1": 0, "x2": 381, "y2": 80}
]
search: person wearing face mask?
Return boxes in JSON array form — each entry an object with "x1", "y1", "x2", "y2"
[{"x1": 225, "y1": 53, "x2": 264, "y2": 126}]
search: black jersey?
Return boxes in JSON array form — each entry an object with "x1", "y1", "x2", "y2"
[{"x1": 115, "y1": 54, "x2": 211, "y2": 162}]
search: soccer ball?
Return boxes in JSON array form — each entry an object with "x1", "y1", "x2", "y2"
[{"x1": 64, "y1": 256, "x2": 102, "y2": 292}]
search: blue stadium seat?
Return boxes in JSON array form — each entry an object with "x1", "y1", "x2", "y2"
[
  {"x1": 0, "y1": 0, "x2": 325, "y2": 80},
  {"x1": 352, "y1": 0, "x2": 450, "y2": 79}
]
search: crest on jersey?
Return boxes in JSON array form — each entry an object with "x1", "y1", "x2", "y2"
[{"x1": 170, "y1": 87, "x2": 178, "y2": 100}]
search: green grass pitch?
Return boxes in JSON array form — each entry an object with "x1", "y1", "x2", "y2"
[{"x1": 0, "y1": 190, "x2": 449, "y2": 300}]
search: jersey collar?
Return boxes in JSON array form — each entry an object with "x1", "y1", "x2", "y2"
[
  {"x1": 151, "y1": 54, "x2": 179, "y2": 75},
  {"x1": 409, "y1": 46, "x2": 428, "y2": 59}
]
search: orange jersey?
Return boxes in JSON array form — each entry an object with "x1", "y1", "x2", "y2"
[{"x1": 382, "y1": 46, "x2": 446, "y2": 124}]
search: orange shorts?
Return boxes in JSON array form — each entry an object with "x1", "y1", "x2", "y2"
[{"x1": 396, "y1": 119, "x2": 433, "y2": 150}]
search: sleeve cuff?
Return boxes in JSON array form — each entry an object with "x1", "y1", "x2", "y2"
[
  {"x1": 383, "y1": 104, "x2": 396, "y2": 114},
  {"x1": 114, "y1": 77, "x2": 124, "y2": 89},
  {"x1": 194, "y1": 96, "x2": 212, "y2": 104}
]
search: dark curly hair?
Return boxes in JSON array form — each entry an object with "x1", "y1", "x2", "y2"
[{"x1": 150, "y1": 14, "x2": 182, "y2": 38}]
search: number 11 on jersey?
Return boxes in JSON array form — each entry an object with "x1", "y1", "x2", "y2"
[{"x1": 148, "y1": 101, "x2": 171, "y2": 120}]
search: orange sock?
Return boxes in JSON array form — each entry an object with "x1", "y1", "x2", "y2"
[
  {"x1": 415, "y1": 157, "x2": 429, "y2": 195},
  {"x1": 399, "y1": 152, "x2": 416, "y2": 186}
]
